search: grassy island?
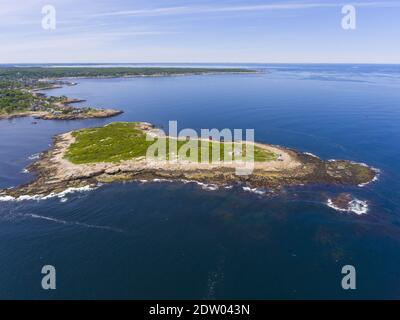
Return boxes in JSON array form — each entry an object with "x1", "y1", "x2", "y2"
[
  {"x1": 66, "y1": 122, "x2": 278, "y2": 164},
  {"x1": 0, "y1": 122, "x2": 378, "y2": 200}
]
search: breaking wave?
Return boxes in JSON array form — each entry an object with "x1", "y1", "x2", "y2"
[
  {"x1": 242, "y1": 186, "x2": 266, "y2": 195},
  {"x1": 304, "y1": 152, "x2": 319, "y2": 159},
  {"x1": 358, "y1": 167, "x2": 381, "y2": 187},
  {"x1": 180, "y1": 179, "x2": 219, "y2": 191},
  {"x1": 28, "y1": 153, "x2": 41, "y2": 160},
  {"x1": 0, "y1": 185, "x2": 97, "y2": 202}
]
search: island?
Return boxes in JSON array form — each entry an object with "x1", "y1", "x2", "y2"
[
  {"x1": 0, "y1": 67, "x2": 255, "y2": 120},
  {"x1": 0, "y1": 122, "x2": 378, "y2": 200}
]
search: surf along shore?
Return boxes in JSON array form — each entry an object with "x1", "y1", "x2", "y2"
[{"x1": 0, "y1": 122, "x2": 377, "y2": 200}]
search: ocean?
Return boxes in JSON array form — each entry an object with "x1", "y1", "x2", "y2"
[{"x1": 0, "y1": 64, "x2": 400, "y2": 299}]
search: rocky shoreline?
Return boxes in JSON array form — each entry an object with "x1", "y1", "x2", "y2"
[
  {"x1": 0, "y1": 122, "x2": 378, "y2": 200},
  {"x1": 0, "y1": 108, "x2": 123, "y2": 121},
  {"x1": 37, "y1": 108, "x2": 123, "y2": 120}
]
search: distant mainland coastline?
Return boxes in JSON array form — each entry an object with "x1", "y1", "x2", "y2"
[{"x1": 0, "y1": 67, "x2": 256, "y2": 120}]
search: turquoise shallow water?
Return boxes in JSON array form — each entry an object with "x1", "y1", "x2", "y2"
[{"x1": 0, "y1": 64, "x2": 400, "y2": 299}]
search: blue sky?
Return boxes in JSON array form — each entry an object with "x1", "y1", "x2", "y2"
[{"x1": 1, "y1": 0, "x2": 399, "y2": 63}]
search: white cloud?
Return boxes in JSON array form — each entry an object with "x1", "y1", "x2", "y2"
[{"x1": 93, "y1": 1, "x2": 400, "y2": 17}]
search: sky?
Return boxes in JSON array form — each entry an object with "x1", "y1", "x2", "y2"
[{"x1": 0, "y1": 0, "x2": 399, "y2": 64}]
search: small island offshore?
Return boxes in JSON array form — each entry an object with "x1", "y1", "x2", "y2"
[
  {"x1": 0, "y1": 122, "x2": 377, "y2": 202},
  {"x1": 0, "y1": 67, "x2": 253, "y2": 120}
]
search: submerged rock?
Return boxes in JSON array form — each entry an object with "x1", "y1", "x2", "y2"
[{"x1": 327, "y1": 193, "x2": 369, "y2": 215}]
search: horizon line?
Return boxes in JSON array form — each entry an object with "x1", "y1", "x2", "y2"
[{"x1": 1, "y1": 62, "x2": 400, "y2": 66}]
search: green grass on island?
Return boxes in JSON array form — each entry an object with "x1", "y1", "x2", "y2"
[{"x1": 65, "y1": 122, "x2": 278, "y2": 164}]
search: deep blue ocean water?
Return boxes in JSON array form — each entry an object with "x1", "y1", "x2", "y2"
[{"x1": 0, "y1": 64, "x2": 400, "y2": 299}]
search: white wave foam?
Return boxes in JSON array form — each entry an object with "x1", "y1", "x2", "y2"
[
  {"x1": 242, "y1": 186, "x2": 266, "y2": 195},
  {"x1": 327, "y1": 198, "x2": 368, "y2": 215},
  {"x1": 304, "y1": 152, "x2": 319, "y2": 159},
  {"x1": 350, "y1": 161, "x2": 369, "y2": 167},
  {"x1": 152, "y1": 178, "x2": 174, "y2": 183},
  {"x1": 180, "y1": 179, "x2": 219, "y2": 191},
  {"x1": 0, "y1": 185, "x2": 96, "y2": 202},
  {"x1": 358, "y1": 167, "x2": 381, "y2": 187},
  {"x1": 194, "y1": 181, "x2": 218, "y2": 191},
  {"x1": 28, "y1": 153, "x2": 41, "y2": 160},
  {"x1": 21, "y1": 168, "x2": 29, "y2": 174},
  {"x1": 0, "y1": 195, "x2": 15, "y2": 202},
  {"x1": 45, "y1": 185, "x2": 96, "y2": 199}
]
